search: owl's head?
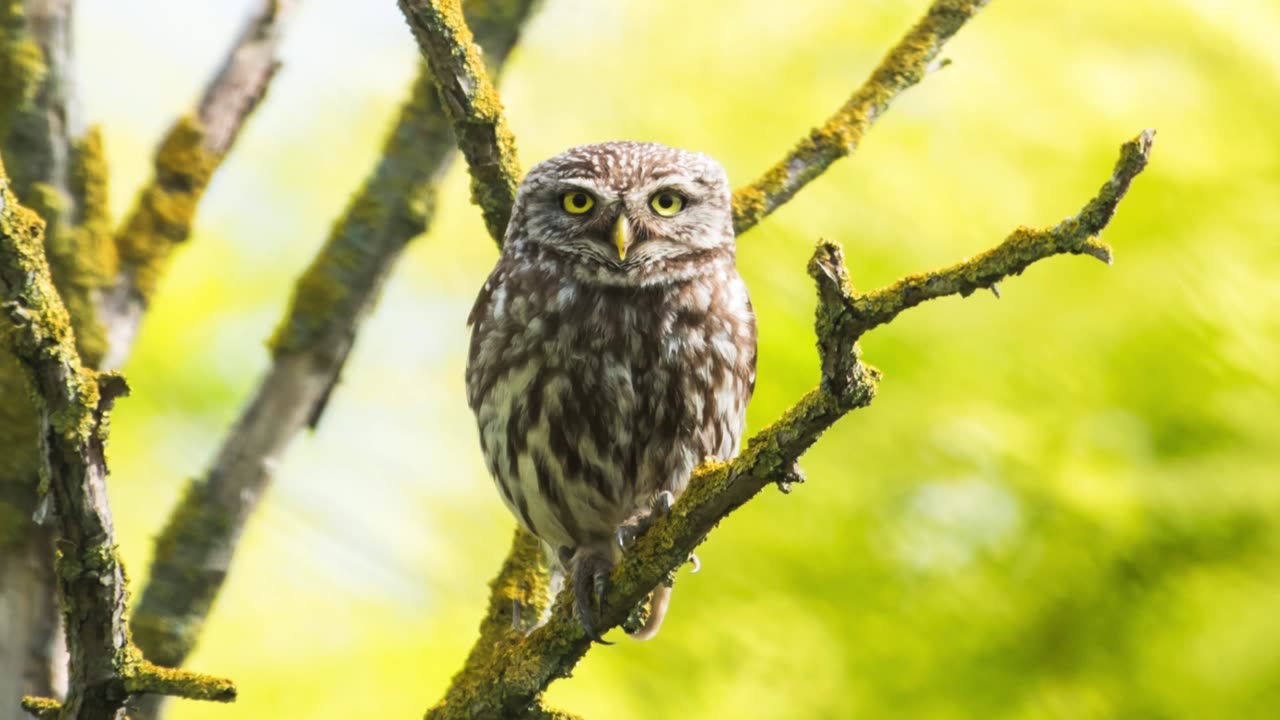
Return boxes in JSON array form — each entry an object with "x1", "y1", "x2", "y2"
[{"x1": 506, "y1": 141, "x2": 734, "y2": 287}]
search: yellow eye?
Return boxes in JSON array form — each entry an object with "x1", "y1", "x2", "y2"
[
  {"x1": 561, "y1": 191, "x2": 595, "y2": 215},
  {"x1": 650, "y1": 191, "x2": 685, "y2": 217}
]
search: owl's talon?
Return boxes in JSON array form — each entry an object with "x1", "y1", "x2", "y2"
[
  {"x1": 570, "y1": 547, "x2": 616, "y2": 645},
  {"x1": 688, "y1": 553, "x2": 701, "y2": 574},
  {"x1": 655, "y1": 490, "x2": 675, "y2": 515},
  {"x1": 594, "y1": 572, "x2": 608, "y2": 607}
]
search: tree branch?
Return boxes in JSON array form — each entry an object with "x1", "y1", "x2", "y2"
[
  {"x1": 399, "y1": 0, "x2": 991, "y2": 244},
  {"x1": 126, "y1": 7, "x2": 542, "y2": 719},
  {"x1": 843, "y1": 129, "x2": 1154, "y2": 337},
  {"x1": 0, "y1": 156, "x2": 235, "y2": 720},
  {"x1": 398, "y1": 0, "x2": 523, "y2": 246},
  {"x1": 1, "y1": 0, "x2": 106, "y2": 707},
  {"x1": 426, "y1": 131, "x2": 1155, "y2": 717},
  {"x1": 730, "y1": 0, "x2": 989, "y2": 234},
  {"x1": 101, "y1": 0, "x2": 296, "y2": 370}
]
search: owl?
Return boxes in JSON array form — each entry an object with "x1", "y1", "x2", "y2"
[{"x1": 466, "y1": 141, "x2": 757, "y2": 642}]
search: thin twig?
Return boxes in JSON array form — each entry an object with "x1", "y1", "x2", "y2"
[
  {"x1": 730, "y1": 0, "x2": 990, "y2": 234},
  {"x1": 101, "y1": 0, "x2": 296, "y2": 370},
  {"x1": 126, "y1": 8, "x2": 542, "y2": 717},
  {"x1": 398, "y1": 0, "x2": 523, "y2": 246},
  {"x1": 1, "y1": 157, "x2": 235, "y2": 720},
  {"x1": 425, "y1": 130, "x2": 1154, "y2": 718},
  {"x1": 845, "y1": 129, "x2": 1154, "y2": 336}
]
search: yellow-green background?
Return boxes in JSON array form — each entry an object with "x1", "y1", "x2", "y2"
[{"x1": 79, "y1": 0, "x2": 1279, "y2": 717}]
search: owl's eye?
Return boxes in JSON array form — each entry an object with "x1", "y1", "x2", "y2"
[
  {"x1": 561, "y1": 191, "x2": 595, "y2": 215},
  {"x1": 649, "y1": 191, "x2": 685, "y2": 217}
]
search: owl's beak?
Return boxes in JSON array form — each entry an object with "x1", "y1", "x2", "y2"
[{"x1": 613, "y1": 214, "x2": 631, "y2": 262}]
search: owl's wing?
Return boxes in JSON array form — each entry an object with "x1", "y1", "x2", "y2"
[{"x1": 467, "y1": 260, "x2": 507, "y2": 327}]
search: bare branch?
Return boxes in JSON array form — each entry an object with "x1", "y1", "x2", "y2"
[
  {"x1": 101, "y1": 0, "x2": 296, "y2": 370},
  {"x1": 126, "y1": 7, "x2": 542, "y2": 717},
  {"x1": 0, "y1": 157, "x2": 234, "y2": 720},
  {"x1": 196, "y1": 0, "x2": 295, "y2": 158},
  {"x1": 424, "y1": 130, "x2": 1155, "y2": 717},
  {"x1": 731, "y1": 0, "x2": 990, "y2": 234},
  {"x1": 398, "y1": 0, "x2": 523, "y2": 246}
]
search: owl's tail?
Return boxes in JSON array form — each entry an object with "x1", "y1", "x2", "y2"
[{"x1": 626, "y1": 584, "x2": 673, "y2": 641}]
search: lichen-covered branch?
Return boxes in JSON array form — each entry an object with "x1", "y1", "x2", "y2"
[
  {"x1": 0, "y1": 0, "x2": 78, "y2": 208},
  {"x1": 731, "y1": 0, "x2": 988, "y2": 234},
  {"x1": 0, "y1": 0, "x2": 103, "y2": 708},
  {"x1": 439, "y1": 529, "x2": 550, "y2": 697},
  {"x1": 425, "y1": 131, "x2": 1154, "y2": 717},
  {"x1": 101, "y1": 0, "x2": 295, "y2": 369},
  {"x1": 126, "y1": 7, "x2": 541, "y2": 719},
  {"x1": 398, "y1": 0, "x2": 523, "y2": 246},
  {"x1": 844, "y1": 129, "x2": 1154, "y2": 337},
  {"x1": 0, "y1": 156, "x2": 235, "y2": 720},
  {"x1": 399, "y1": 0, "x2": 990, "y2": 247}
]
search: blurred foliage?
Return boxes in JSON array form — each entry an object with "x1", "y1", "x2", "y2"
[{"x1": 67, "y1": 0, "x2": 1280, "y2": 718}]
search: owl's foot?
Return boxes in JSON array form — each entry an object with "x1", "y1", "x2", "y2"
[
  {"x1": 562, "y1": 545, "x2": 615, "y2": 645},
  {"x1": 614, "y1": 490, "x2": 676, "y2": 551}
]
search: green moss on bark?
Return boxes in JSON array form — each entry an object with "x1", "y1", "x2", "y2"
[
  {"x1": 116, "y1": 115, "x2": 217, "y2": 302},
  {"x1": 731, "y1": 0, "x2": 991, "y2": 235},
  {"x1": 399, "y1": 0, "x2": 524, "y2": 246},
  {"x1": 267, "y1": 66, "x2": 449, "y2": 356},
  {"x1": 0, "y1": 0, "x2": 46, "y2": 152}
]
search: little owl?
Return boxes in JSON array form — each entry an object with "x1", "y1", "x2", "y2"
[{"x1": 466, "y1": 141, "x2": 757, "y2": 641}]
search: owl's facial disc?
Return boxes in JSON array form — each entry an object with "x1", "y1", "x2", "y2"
[{"x1": 513, "y1": 141, "x2": 735, "y2": 285}]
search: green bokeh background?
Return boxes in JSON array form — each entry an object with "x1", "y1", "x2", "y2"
[{"x1": 76, "y1": 0, "x2": 1279, "y2": 717}]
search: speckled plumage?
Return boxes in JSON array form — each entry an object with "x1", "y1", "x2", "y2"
[{"x1": 466, "y1": 141, "x2": 756, "y2": 640}]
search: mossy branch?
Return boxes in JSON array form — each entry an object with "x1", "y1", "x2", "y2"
[
  {"x1": 0, "y1": 0, "x2": 77, "y2": 207},
  {"x1": 126, "y1": 7, "x2": 542, "y2": 720},
  {"x1": 398, "y1": 0, "x2": 524, "y2": 246},
  {"x1": 1, "y1": 0, "x2": 112, "y2": 707},
  {"x1": 0, "y1": 156, "x2": 235, "y2": 720},
  {"x1": 844, "y1": 129, "x2": 1154, "y2": 336},
  {"x1": 101, "y1": 0, "x2": 295, "y2": 369},
  {"x1": 731, "y1": 0, "x2": 989, "y2": 234},
  {"x1": 425, "y1": 131, "x2": 1154, "y2": 717},
  {"x1": 400, "y1": 0, "x2": 990, "y2": 246}
]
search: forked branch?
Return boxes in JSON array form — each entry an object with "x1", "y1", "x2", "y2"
[
  {"x1": 101, "y1": 0, "x2": 296, "y2": 369},
  {"x1": 397, "y1": 1, "x2": 1154, "y2": 717},
  {"x1": 427, "y1": 129, "x2": 1155, "y2": 719},
  {"x1": 0, "y1": 157, "x2": 235, "y2": 720},
  {"x1": 399, "y1": 0, "x2": 991, "y2": 243}
]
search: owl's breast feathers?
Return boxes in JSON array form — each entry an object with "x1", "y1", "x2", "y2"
[{"x1": 466, "y1": 249, "x2": 757, "y2": 550}]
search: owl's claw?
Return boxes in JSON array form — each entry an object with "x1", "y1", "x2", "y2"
[
  {"x1": 688, "y1": 552, "x2": 701, "y2": 574},
  {"x1": 570, "y1": 547, "x2": 615, "y2": 645},
  {"x1": 614, "y1": 490, "x2": 677, "y2": 552},
  {"x1": 656, "y1": 490, "x2": 674, "y2": 515}
]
